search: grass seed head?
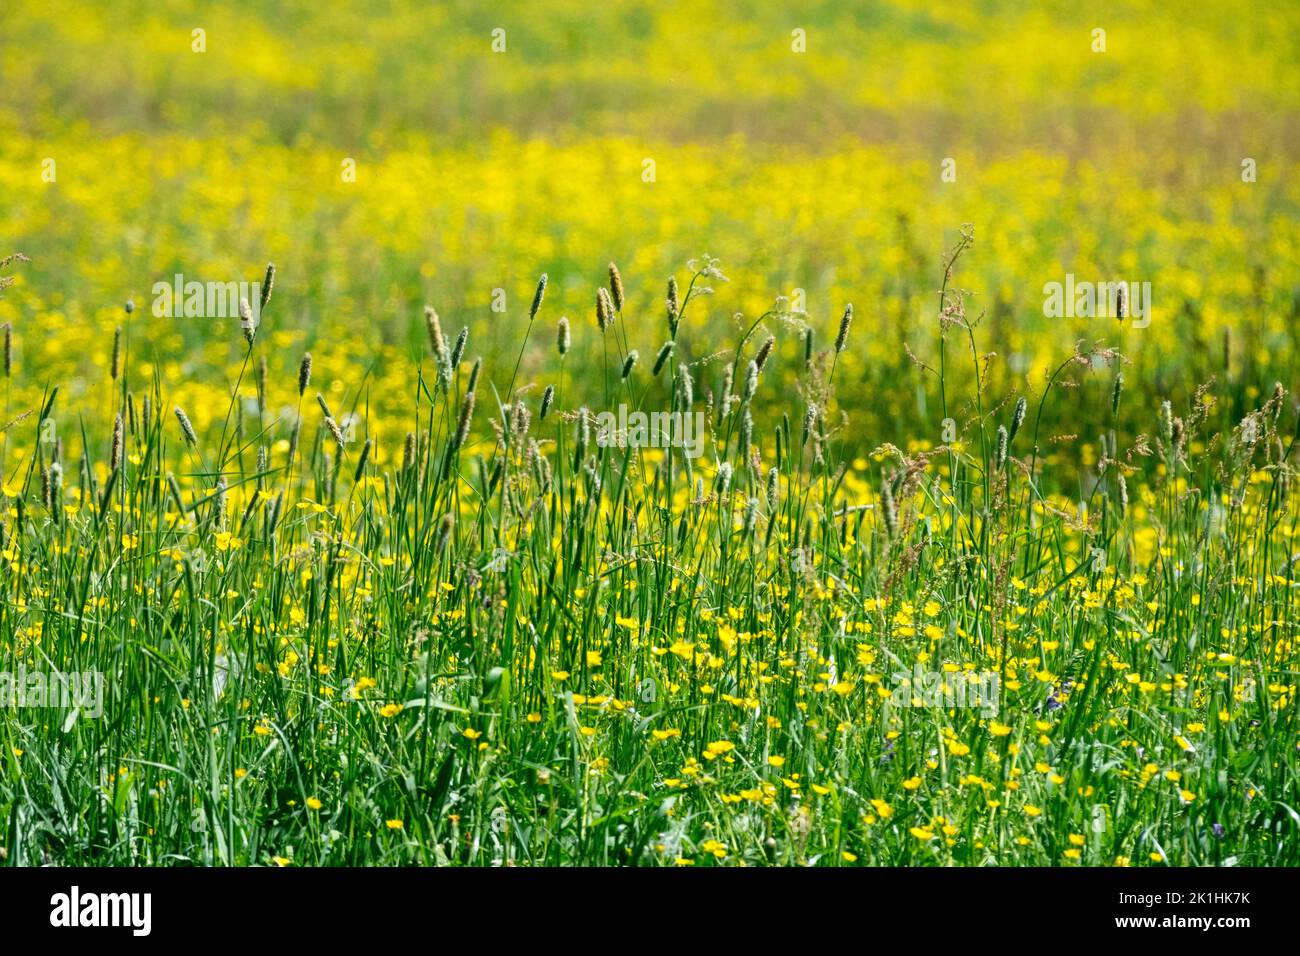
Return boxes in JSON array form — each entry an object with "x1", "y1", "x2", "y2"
[
  {"x1": 354, "y1": 437, "x2": 372, "y2": 483},
  {"x1": 298, "y1": 353, "x2": 313, "y2": 396},
  {"x1": 1009, "y1": 396, "x2": 1027, "y2": 442},
  {"x1": 453, "y1": 391, "x2": 476, "y2": 450},
  {"x1": 608, "y1": 262, "x2": 624, "y2": 311},
  {"x1": 835, "y1": 303, "x2": 853, "y2": 353},
  {"x1": 557, "y1": 316, "x2": 571, "y2": 355},
  {"x1": 451, "y1": 327, "x2": 468, "y2": 368},
  {"x1": 110, "y1": 413, "x2": 124, "y2": 471},
  {"x1": 174, "y1": 406, "x2": 198, "y2": 446},
  {"x1": 530, "y1": 273, "x2": 548, "y2": 321},
  {"x1": 596, "y1": 287, "x2": 613, "y2": 332},
  {"x1": 260, "y1": 263, "x2": 275, "y2": 311},
  {"x1": 652, "y1": 341, "x2": 674, "y2": 376}
]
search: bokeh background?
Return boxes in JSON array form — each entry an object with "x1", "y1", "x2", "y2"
[{"x1": 2, "y1": 0, "x2": 1298, "y2": 457}]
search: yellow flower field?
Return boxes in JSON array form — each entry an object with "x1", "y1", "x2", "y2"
[{"x1": 0, "y1": 0, "x2": 1297, "y2": 868}]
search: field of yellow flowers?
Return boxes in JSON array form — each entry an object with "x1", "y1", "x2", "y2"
[{"x1": 0, "y1": 1, "x2": 1298, "y2": 867}]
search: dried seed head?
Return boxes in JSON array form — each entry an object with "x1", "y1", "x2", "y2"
[
  {"x1": 801, "y1": 402, "x2": 818, "y2": 446},
  {"x1": 557, "y1": 316, "x2": 571, "y2": 356},
  {"x1": 995, "y1": 424, "x2": 1008, "y2": 471},
  {"x1": 111, "y1": 326, "x2": 122, "y2": 380},
  {"x1": 1111, "y1": 373, "x2": 1123, "y2": 417},
  {"x1": 540, "y1": 384, "x2": 555, "y2": 420},
  {"x1": 754, "y1": 335, "x2": 775, "y2": 372},
  {"x1": 1159, "y1": 400, "x2": 1173, "y2": 443},
  {"x1": 298, "y1": 353, "x2": 312, "y2": 396},
  {"x1": 596, "y1": 287, "x2": 613, "y2": 332},
  {"x1": 240, "y1": 298, "x2": 256, "y2": 346},
  {"x1": 466, "y1": 357, "x2": 482, "y2": 393},
  {"x1": 574, "y1": 406, "x2": 590, "y2": 467},
  {"x1": 425, "y1": 305, "x2": 451, "y2": 379},
  {"x1": 804, "y1": 327, "x2": 814, "y2": 369},
  {"x1": 325, "y1": 416, "x2": 346, "y2": 450},
  {"x1": 174, "y1": 406, "x2": 198, "y2": 446},
  {"x1": 715, "y1": 461, "x2": 732, "y2": 495},
  {"x1": 124, "y1": 298, "x2": 135, "y2": 314},
  {"x1": 316, "y1": 393, "x2": 334, "y2": 420},
  {"x1": 608, "y1": 262, "x2": 624, "y2": 312},
  {"x1": 678, "y1": 364, "x2": 694, "y2": 407},
  {"x1": 510, "y1": 399, "x2": 531, "y2": 446},
  {"x1": 766, "y1": 466, "x2": 780, "y2": 509},
  {"x1": 1117, "y1": 473, "x2": 1129, "y2": 514},
  {"x1": 110, "y1": 413, "x2": 124, "y2": 471},
  {"x1": 742, "y1": 359, "x2": 758, "y2": 403},
  {"x1": 835, "y1": 303, "x2": 853, "y2": 353},
  {"x1": 621, "y1": 350, "x2": 638, "y2": 380}
]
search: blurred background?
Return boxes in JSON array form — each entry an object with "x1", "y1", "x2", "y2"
[{"x1": 1, "y1": 0, "x2": 1297, "y2": 456}]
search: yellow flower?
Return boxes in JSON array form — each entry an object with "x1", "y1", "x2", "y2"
[
  {"x1": 306, "y1": 796, "x2": 323, "y2": 811},
  {"x1": 700, "y1": 839, "x2": 727, "y2": 859},
  {"x1": 386, "y1": 819, "x2": 404, "y2": 830}
]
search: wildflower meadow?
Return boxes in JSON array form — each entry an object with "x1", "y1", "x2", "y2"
[{"x1": 0, "y1": 0, "x2": 1297, "y2": 887}]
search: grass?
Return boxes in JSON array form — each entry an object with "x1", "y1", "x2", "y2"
[{"x1": 0, "y1": 233, "x2": 1296, "y2": 867}]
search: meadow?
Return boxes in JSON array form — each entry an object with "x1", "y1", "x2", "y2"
[{"x1": 0, "y1": 0, "x2": 1297, "y2": 866}]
